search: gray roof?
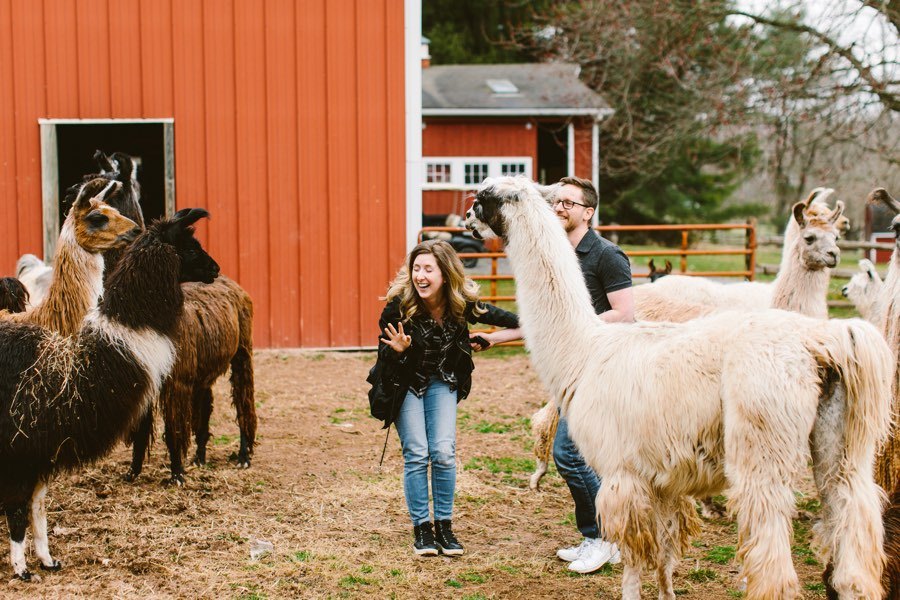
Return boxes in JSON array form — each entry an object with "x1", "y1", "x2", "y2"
[{"x1": 422, "y1": 63, "x2": 612, "y2": 117}]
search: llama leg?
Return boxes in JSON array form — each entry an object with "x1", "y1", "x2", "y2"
[
  {"x1": 528, "y1": 459, "x2": 548, "y2": 491},
  {"x1": 124, "y1": 406, "x2": 154, "y2": 482},
  {"x1": 726, "y1": 416, "x2": 803, "y2": 599},
  {"x1": 654, "y1": 496, "x2": 700, "y2": 600},
  {"x1": 621, "y1": 563, "x2": 642, "y2": 600},
  {"x1": 230, "y1": 345, "x2": 256, "y2": 468},
  {"x1": 29, "y1": 481, "x2": 60, "y2": 571},
  {"x1": 191, "y1": 387, "x2": 213, "y2": 466},
  {"x1": 162, "y1": 380, "x2": 191, "y2": 486},
  {"x1": 596, "y1": 471, "x2": 657, "y2": 600},
  {"x1": 6, "y1": 501, "x2": 31, "y2": 580},
  {"x1": 811, "y1": 380, "x2": 886, "y2": 599}
]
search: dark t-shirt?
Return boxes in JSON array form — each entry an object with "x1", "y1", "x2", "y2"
[{"x1": 574, "y1": 229, "x2": 633, "y2": 314}]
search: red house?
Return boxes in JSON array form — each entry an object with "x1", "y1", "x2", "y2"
[{"x1": 421, "y1": 57, "x2": 612, "y2": 220}]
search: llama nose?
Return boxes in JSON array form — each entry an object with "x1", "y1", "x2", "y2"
[{"x1": 841, "y1": 285, "x2": 849, "y2": 297}]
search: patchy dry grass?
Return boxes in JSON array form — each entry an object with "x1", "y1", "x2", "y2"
[{"x1": 14, "y1": 351, "x2": 830, "y2": 598}]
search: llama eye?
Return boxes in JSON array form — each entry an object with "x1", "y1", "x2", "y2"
[
  {"x1": 803, "y1": 234, "x2": 815, "y2": 244},
  {"x1": 86, "y1": 212, "x2": 109, "y2": 227}
]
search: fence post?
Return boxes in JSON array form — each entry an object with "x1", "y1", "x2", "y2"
[
  {"x1": 745, "y1": 218, "x2": 757, "y2": 281},
  {"x1": 680, "y1": 230, "x2": 689, "y2": 273}
]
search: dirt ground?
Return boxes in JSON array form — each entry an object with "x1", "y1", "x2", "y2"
[{"x1": 18, "y1": 351, "x2": 830, "y2": 599}]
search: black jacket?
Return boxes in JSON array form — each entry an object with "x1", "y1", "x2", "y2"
[{"x1": 367, "y1": 298, "x2": 519, "y2": 427}]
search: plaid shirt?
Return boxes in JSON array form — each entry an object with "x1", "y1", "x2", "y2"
[{"x1": 407, "y1": 316, "x2": 462, "y2": 398}]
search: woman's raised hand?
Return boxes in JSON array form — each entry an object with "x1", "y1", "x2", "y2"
[{"x1": 381, "y1": 322, "x2": 411, "y2": 353}]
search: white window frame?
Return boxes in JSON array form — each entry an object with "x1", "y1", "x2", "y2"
[{"x1": 421, "y1": 156, "x2": 532, "y2": 190}]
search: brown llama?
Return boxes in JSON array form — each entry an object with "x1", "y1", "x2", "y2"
[
  {"x1": 0, "y1": 279, "x2": 29, "y2": 313},
  {"x1": 0, "y1": 208, "x2": 218, "y2": 580},
  {"x1": 89, "y1": 151, "x2": 257, "y2": 485},
  {"x1": 1, "y1": 178, "x2": 140, "y2": 336}
]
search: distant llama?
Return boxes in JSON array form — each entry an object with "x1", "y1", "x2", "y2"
[
  {"x1": 467, "y1": 176, "x2": 891, "y2": 600},
  {"x1": 0, "y1": 208, "x2": 218, "y2": 580},
  {"x1": 89, "y1": 151, "x2": 257, "y2": 484},
  {"x1": 842, "y1": 259, "x2": 883, "y2": 324},
  {"x1": 15, "y1": 256, "x2": 51, "y2": 308}
]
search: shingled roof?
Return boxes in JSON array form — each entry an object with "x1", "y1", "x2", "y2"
[{"x1": 422, "y1": 63, "x2": 612, "y2": 117}]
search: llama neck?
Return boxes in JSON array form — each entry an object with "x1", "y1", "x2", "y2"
[
  {"x1": 770, "y1": 244, "x2": 829, "y2": 319},
  {"x1": 99, "y1": 235, "x2": 183, "y2": 336},
  {"x1": 503, "y1": 202, "x2": 599, "y2": 401},
  {"x1": 878, "y1": 248, "x2": 900, "y2": 340},
  {"x1": 30, "y1": 224, "x2": 104, "y2": 336},
  {"x1": 779, "y1": 218, "x2": 801, "y2": 273}
]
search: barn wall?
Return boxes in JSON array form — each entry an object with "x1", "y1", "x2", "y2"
[
  {"x1": 0, "y1": 0, "x2": 407, "y2": 348},
  {"x1": 423, "y1": 118, "x2": 536, "y2": 157},
  {"x1": 573, "y1": 118, "x2": 593, "y2": 181}
]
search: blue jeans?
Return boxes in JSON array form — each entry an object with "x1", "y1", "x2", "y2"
[
  {"x1": 394, "y1": 379, "x2": 458, "y2": 525},
  {"x1": 553, "y1": 413, "x2": 601, "y2": 539}
]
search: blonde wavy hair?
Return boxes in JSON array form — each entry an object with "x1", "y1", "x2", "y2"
[{"x1": 385, "y1": 239, "x2": 485, "y2": 323}]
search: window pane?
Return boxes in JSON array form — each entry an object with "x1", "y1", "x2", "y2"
[
  {"x1": 426, "y1": 163, "x2": 451, "y2": 183},
  {"x1": 465, "y1": 162, "x2": 488, "y2": 185},
  {"x1": 501, "y1": 162, "x2": 526, "y2": 176}
]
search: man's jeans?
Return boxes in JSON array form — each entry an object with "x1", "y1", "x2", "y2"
[
  {"x1": 395, "y1": 379, "x2": 458, "y2": 525},
  {"x1": 553, "y1": 413, "x2": 601, "y2": 539}
]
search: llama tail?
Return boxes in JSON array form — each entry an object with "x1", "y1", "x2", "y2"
[
  {"x1": 809, "y1": 317, "x2": 893, "y2": 598},
  {"x1": 231, "y1": 295, "x2": 256, "y2": 466}
]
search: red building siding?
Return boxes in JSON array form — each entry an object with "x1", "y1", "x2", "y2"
[
  {"x1": 423, "y1": 118, "x2": 537, "y2": 215},
  {"x1": 0, "y1": 0, "x2": 407, "y2": 348},
  {"x1": 574, "y1": 118, "x2": 593, "y2": 180}
]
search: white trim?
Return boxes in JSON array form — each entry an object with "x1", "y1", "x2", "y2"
[
  {"x1": 423, "y1": 108, "x2": 612, "y2": 117},
  {"x1": 404, "y1": 0, "x2": 423, "y2": 251},
  {"x1": 39, "y1": 118, "x2": 174, "y2": 125},
  {"x1": 422, "y1": 156, "x2": 532, "y2": 190},
  {"x1": 566, "y1": 122, "x2": 575, "y2": 176},
  {"x1": 592, "y1": 120, "x2": 600, "y2": 226}
]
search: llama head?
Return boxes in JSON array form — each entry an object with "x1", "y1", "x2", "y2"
[
  {"x1": 791, "y1": 195, "x2": 843, "y2": 270},
  {"x1": 648, "y1": 259, "x2": 673, "y2": 282},
  {"x1": 842, "y1": 259, "x2": 881, "y2": 300},
  {"x1": 151, "y1": 208, "x2": 220, "y2": 284},
  {"x1": 68, "y1": 178, "x2": 142, "y2": 253},
  {"x1": 87, "y1": 150, "x2": 144, "y2": 228},
  {"x1": 466, "y1": 176, "x2": 547, "y2": 242},
  {"x1": 868, "y1": 188, "x2": 900, "y2": 248},
  {"x1": 0, "y1": 277, "x2": 29, "y2": 313}
]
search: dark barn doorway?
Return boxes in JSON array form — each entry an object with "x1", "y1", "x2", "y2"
[
  {"x1": 55, "y1": 122, "x2": 168, "y2": 226},
  {"x1": 537, "y1": 121, "x2": 568, "y2": 185}
]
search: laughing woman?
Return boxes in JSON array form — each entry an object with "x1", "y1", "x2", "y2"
[{"x1": 367, "y1": 239, "x2": 521, "y2": 557}]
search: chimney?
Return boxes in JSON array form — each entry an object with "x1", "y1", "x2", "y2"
[{"x1": 421, "y1": 36, "x2": 431, "y2": 68}]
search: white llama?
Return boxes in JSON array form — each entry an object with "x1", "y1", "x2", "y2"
[
  {"x1": 842, "y1": 259, "x2": 884, "y2": 324},
  {"x1": 466, "y1": 176, "x2": 892, "y2": 600}
]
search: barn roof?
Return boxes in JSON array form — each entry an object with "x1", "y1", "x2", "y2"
[{"x1": 421, "y1": 63, "x2": 612, "y2": 118}]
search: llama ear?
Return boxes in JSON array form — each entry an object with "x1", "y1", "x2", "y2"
[
  {"x1": 93, "y1": 149, "x2": 117, "y2": 173},
  {"x1": 828, "y1": 200, "x2": 845, "y2": 225},
  {"x1": 111, "y1": 152, "x2": 138, "y2": 184},
  {"x1": 171, "y1": 207, "x2": 210, "y2": 229},
  {"x1": 792, "y1": 201, "x2": 808, "y2": 227},
  {"x1": 648, "y1": 259, "x2": 656, "y2": 271},
  {"x1": 860, "y1": 259, "x2": 876, "y2": 279},
  {"x1": 664, "y1": 260, "x2": 672, "y2": 273}
]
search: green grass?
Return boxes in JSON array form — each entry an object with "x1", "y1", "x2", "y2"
[
  {"x1": 687, "y1": 568, "x2": 718, "y2": 583},
  {"x1": 338, "y1": 575, "x2": 371, "y2": 588},
  {"x1": 290, "y1": 550, "x2": 310, "y2": 563},
  {"x1": 704, "y1": 545, "x2": 736, "y2": 565},
  {"x1": 459, "y1": 571, "x2": 488, "y2": 584},
  {"x1": 464, "y1": 456, "x2": 534, "y2": 475}
]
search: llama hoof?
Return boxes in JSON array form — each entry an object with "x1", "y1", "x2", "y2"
[
  {"x1": 40, "y1": 560, "x2": 61, "y2": 572},
  {"x1": 237, "y1": 460, "x2": 251, "y2": 469},
  {"x1": 191, "y1": 455, "x2": 206, "y2": 467},
  {"x1": 122, "y1": 469, "x2": 140, "y2": 483},
  {"x1": 163, "y1": 474, "x2": 185, "y2": 487},
  {"x1": 14, "y1": 570, "x2": 33, "y2": 582}
]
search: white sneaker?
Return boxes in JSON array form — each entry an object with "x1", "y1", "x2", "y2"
[
  {"x1": 568, "y1": 538, "x2": 615, "y2": 574},
  {"x1": 556, "y1": 538, "x2": 589, "y2": 562},
  {"x1": 606, "y1": 541, "x2": 621, "y2": 564}
]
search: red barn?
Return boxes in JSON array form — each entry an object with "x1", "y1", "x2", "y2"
[
  {"x1": 0, "y1": 0, "x2": 423, "y2": 349},
  {"x1": 421, "y1": 59, "x2": 611, "y2": 220}
]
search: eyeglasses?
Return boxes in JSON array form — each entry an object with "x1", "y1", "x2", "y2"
[{"x1": 552, "y1": 198, "x2": 590, "y2": 210}]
